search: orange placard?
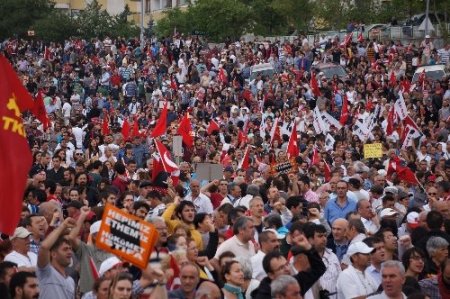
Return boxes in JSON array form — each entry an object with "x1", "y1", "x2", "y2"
[{"x1": 96, "y1": 204, "x2": 159, "y2": 269}]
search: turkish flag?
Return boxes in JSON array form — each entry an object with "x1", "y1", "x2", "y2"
[
  {"x1": 170, "y1": 76, "x2": 178, "y2": 90},
  {"x1": 286, "y1": 123, "x2": 299, "y2": 159},
  {"x1": 270, "y1": 118, "x2": 282, "y2": 146},
  {"x1": 121, "y1": 118, "x2": 130, "y2": 141},
  {"x1": 150, "y1": 102, "x2": 168, "y2": 138},
  {"x1": 401, "y1": 79, "x2": 412, "y2": 93},
  {"x1": 102, "y1": 113, "x2": 110, "y2": 135},
  {"x1": 310, "y1": 72, "x2": 321, "y2": 97},
  {"x1": 32, "y1": 91, "x2": 49, "y2": 130},
  {"x1": 177, "y1": 113, "x2": 194, "y2": 147},
  {"x1": 357, "y1": 31, "x2": 364, "y2": 43},
  {"x1": 238, "y1": 130, "x2": 247, "y2": 147},
  {"x1": 389, "y1": 71, "x2": 397, "y2": 87},
  {"x1": 131, "y1": 115, "x2": 139, "y2": 138},
  {"x1": 386, "y1": 105, "x2": 395, "y2": 136},
  {"x1": 154, "y1": 140, "x2": 180, "y2": 185},
  {"x1": 311, "y1": 147, "x2": 320, "y2": 166},
  {"x1": 339, "y1": 95, "x2": 349, "y2": 125},
  {"x1": 207, "y1": 119, "x2": 220, "y2": 135},
  {"x1": 151, "y1": 154, "x2": 165, "y2": 183},
  {"x1": 396, "y1": 164, "x2": 419, "y2": 185},
  {"x1": 238, "y1": 146, "x2": 251, "y2": 170},
  {"x1": 0, "y1": 55, "x2": 35, "y2": 235},
  {"x1": 323, "y1": 160, "x2": 331, "y2": 182}
]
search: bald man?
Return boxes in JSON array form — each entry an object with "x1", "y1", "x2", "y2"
[
  {"x1": 195, "y1": 281, "x2": 222, "y2": 299},
  {"x1": 37, "y1": 202, "x2": 60, "y2": 227},
  {"x1": 327, "y1": 218, "x2": 349, "y2": 261}
]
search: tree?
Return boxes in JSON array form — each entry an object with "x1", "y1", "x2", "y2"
[
  {"x1": 76, "y1": 0, "x2": 114, "y2": 39},
  {"x1": 154, "y1": 8, "x2": 193, "y2": 38},
  {"x1": 111, "y1": 4, "x2": 140, "y2": 38},
  {"x1": 0, "y1": 0, "x2": 53, "y2": 39},
  {"x1": 33, "y1": 10, "x2": 78, "y2": 42}
]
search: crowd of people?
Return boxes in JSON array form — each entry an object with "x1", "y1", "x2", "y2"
[{"x1": 0, "y1": 30, "x2": 449, "y2": 299}]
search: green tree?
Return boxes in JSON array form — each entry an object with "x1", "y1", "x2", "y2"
[
  {"x1": 76, "y1": 0, "x2": 114, "y2": 39},
  {"x1": 0, "y1": 0, "x2": 53, "y2": 39},
  {"x1": 247, "y1": 0, "x2": 288, "y2": 36},
  {"x1": 33, "y1": 10, "x2": 78, "y2": 42},
  {"x1": 154, "y1": 8, "x2": 193, "y2": 38},
  {"x1": 111, "y1": 4, "x2": 140, "y2": 38},
  {"x1": 272, "y1": 0, "x2": 313, "y2": 33},
  {"x1": 312, "y1": 0, "x2": 348, "y2": 29}
]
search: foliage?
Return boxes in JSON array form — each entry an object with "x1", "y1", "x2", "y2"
[
  {"x1": 33, "y1": 10, "x2": 78, "y2": 42},
  {"x1": 154, "y1": 8, "x2": 194, "y2": 38},
  {"x1": 0, "y1": 0, "x2": 53, "y2": 39},
  {"x1": 110, "y1": 4, "x2": 140, "y2": 38}
]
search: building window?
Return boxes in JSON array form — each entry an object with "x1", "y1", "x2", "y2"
[{"x1": 145, "y1": 0, "x2": 151, "y2": 12}]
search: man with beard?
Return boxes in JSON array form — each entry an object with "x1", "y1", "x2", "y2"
[
  {"x1": 37, "y1": 217, "x2": 76, "y2": 299},
  {"x1": 9, "y1": 272, "x2": 40, "y2": 299}
]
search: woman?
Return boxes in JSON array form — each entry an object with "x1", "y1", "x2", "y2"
[
  {"x1": 222, "y1": 260, "x2": 245, "y2": 299},
  {"x1": 82, "y1": 276, "x2": 111, "y2": 299},
  {"x1": 402, "y1": 247, "x2": 425, "y2": 295},
  {"x1": 235, "y1": 258, "x2": 260, "y2": 299},
  {"x1": 108, "y1": 273, "x2": 133, "y2": 299}
]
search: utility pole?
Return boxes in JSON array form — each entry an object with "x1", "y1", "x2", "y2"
[
  {"x1": 425, "y1": 0, "x2": 430, "y2": 36},
  {"x1": 140, "y1": 0, "x2": 145, "y2": 50}
]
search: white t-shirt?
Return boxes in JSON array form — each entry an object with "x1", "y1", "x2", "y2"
[
  {"x1": 214, "y1": 236, "x2": 256, "y2": 260},
  {"x1": 4, "y1": 250, "x2": 37, "y2": 267},
  {"x1": 62, "y1": 102, "x2": 72, "y2": 118},
  {"x1": 337, "y1": 265, "x2": 378, "y2": 299}
]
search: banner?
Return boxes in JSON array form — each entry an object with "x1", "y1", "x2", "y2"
[
  {"x1": 96, "y1": 204, "x2": 159, "y2": 269},
  {"x1": 321, "y1": 111, "x2": 343, "y2": 130},
  {"x1": 270, "y1": 158, "x2": 298, "y2": 176},
  {"x1": 325, "y1": 134, "x2": 335, "y2": 152},
  {"x1": 363, "y1": 143, "x2": 383, "y2": 159},
  {"x1": 313, "y1": 106, "x2": 327, "y2": 134},
  {"x1": 353, "y1": 119, "x2": 370, "y2": 142}
]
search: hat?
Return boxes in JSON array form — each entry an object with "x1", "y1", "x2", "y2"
[
  {"x1": 377, "y1": 169, "x2": 387, "y2": 176},
  {"x1": 397, "y1": 190, "x2": 409, "y2": 200},
  {"x1": 99, "y1": 256, "x2": 124, "y2": 276},
  {"x1": 263, "y1": 228, "x2": 285, "y2": 240},
  {"x1": 425, "y1": 35, "x2": 430, "y2": 38},
  {"x1": 407, "y1": 211, "x2": 420, "y2": 229},
  {"x1": 66, "y1": 201, "x2": 83, "y2": 209},
  {"x1": 347, "y1": 241, "x2": 374, "y2": 256},
  {"x1": 10, "y1": 227, "x2": 31, "y2": 240},
  {"x1": 384, "y1": 186, "x2": 398, "y2": 195},
  {"x1": 380, "y1": 208, "x2": 397, "y2": 218},
  {"x1": 90, "y1": 220, "x2": 102, "y2": 235},
  {"x1": 224, "y1": 166, "x2": 234, "y2": 172}
]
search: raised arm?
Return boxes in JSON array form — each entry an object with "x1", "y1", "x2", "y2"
[{"x1": 68, "y1": 206, "x2": 90, "y2": 251}]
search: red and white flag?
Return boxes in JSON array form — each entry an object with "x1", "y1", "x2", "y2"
[
  {"x1": 270, "y1": 118, "x2": 282, "y2": 146},
  {"x1": 340, "y1": 32, "x2": 353, "y2": 47},
  {"x1": 286, "y1": 123, "x2": 299, "y2": 159},
  {"x1": 207, "y1": 119, "x2": 220, "y2": 135},
  {"x1": 389, "y1": 71, "x2": 397, "y2": 87},
  {"x1": 311, "y1": 147, "x2": 320, "y2": 166},
  {"x1": 238, "y1": 146, "x2": 251, "y2": 170},
  {"x1": 154, "y1": 140, "x2": 180, "y2": 185},
  {"x1": 177, "y1": 113, "x2": 194, "y2": 147},
  {"x1": 339, "y1": 95, "x2": 349, "y2": 126},
  {"x1": 357, "y1": 31, "x2": 364, "y2": 43},
  {"x1": 310, "y1": 72, "x2": 321, "y2": 98}
]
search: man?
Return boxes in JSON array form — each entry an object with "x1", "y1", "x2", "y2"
[
  {"x1": 324, "y1": 181, "x2": 357, "y2": 225},
  {"x1": 327, "y1": 218, "x2": 349, "y2": 261},
  {"x1": 346, "y1": 218, "x2": 367, "y2": 245},
  {"x1": 0, "y1": 261, "x2": 17, "y2": 297},
  {"x1": 146, "y1": 190, "x2": 166, "y2": 218},
  {"x1": 46, "y1": 156, "x2": 65, "y2": 184},
  {"x1": 367, "y1": 261, "x2": 407, "y2": 299},
  {"x1": 251, "y1": 230, "x2": 281, "y2": 281},
  {"x1": 68, "y1": 208, "x2": 111, "y2": 294},
  {"x1": 214, "y1": 216, "x2": 256, "y2": 260},
  {"x1": 251, "y1": 234, "x2": 326, "y2": 299},
  {"x1": 336, "y1": 242, "x2": 379, "y2": 299},
  {"x1": 357, "y1": 199, "x2": 379, "y2": 235},
  {"x1": 4, "y1": 227, "x2": 37, "y2": 271},
  {"x1": 9, "y1": 272, "x2": 40, "y2": 299},
  {"x1": 305, "y1": 224, "x2": 341, "y2": 297},
  {"x1": 364, "y1": 236, "x2": 387, "y2": 287},
  {"x1": 270, "y1": 275, "x2": 302, "y2": 299},
  {"x1": 220, "y1": 182, "x2": 242, "y2": 206},
  {"x1": 23, "y1": 214, "x2": 47, "y2": 255},
  {"x1": 169, "y1": 263, "x2": 200, "y2": 299},
  {"x1": 299, "y1": 176, "x2": 319, "y2": 203},
  {"x1": 132, "y1": 201, "x2": 151, "y2": 219},
  {"x1": 37, "y1": 217, "x2": 76, "y2": 299},
  {"x1": 184, "y1": 180, "x2": 213, "y2": 214}
]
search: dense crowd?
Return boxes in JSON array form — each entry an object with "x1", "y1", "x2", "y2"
[{"x1": 0, "y1": 31, "x2": 449, "y2": 299}]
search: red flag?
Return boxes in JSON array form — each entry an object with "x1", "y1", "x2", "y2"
[
  {"x1": 170, "y1": 76, "x2": 178, "y2": 90},
  {"x1": 339, "y1": 95, "x2": 349, "y2": 125},
  {"x1": 418, "y1": 69, "x2": 426, "y2": 90},
  {"x1": 207, "y1": 119, "x2": 220, "y2": 135},
  {"x1": 238, "y1": 146, "x2": 250, "y2": 170},
  {"x1": 218, "y1": 68, "x2": 228, "y2": 84},
  {"x1": 177, "y1": 113, "x2": 194, "y2": 147},
  {"x1": 286, "y1": 123, "x2": 299, "y2": 159},
  {"x1": 121, "y1": 118, "x2": 130, "y2": 140},
  {"x1": 238, "y1": 130, "x2": 247, "y2": 147},
  {"x1": 310, "y1": 72, "x2": 321, "y2": 97},
  {"x1": 389, "y1": 71, "x2": 397, "y2": 87},
  {"x1": 340, "y1": 32, "x2": 353, "y2": 47},
  {"x1": 357, "y1": 31, "x2": 364, "y2": 43},
  {"x1": 386, "y1": 104, "x2": 395, "y2": 136},
  {"x1": 270, "y1": 118, "x2": 282, "y2": 146},
  {"x1": 88, "y1": 257, "x2": 99, "y2": 280},
  {"x1": 131, "y1": 115, "x2": 139, "y2": 138},
  {"x1": 0, "y1": 55, "x2": 35, "y2": 235},
  {"x1": 168, "y1": 255, "x2": 181, "y2": 289},
  {"x1": 396, "y1": 164, "x2": 419, "y2": 185},
  {"x1": 44, "y1": 46, "x2": 51, "y2": 60},
  {"x1": 32, "y1": 91, "x2": 49, "y2": 130},
  {"x1": 151, "y1": 154, "x2": 165, "y2": 183},
  {"x1": 311, "y1": 147, "x2": 320, "y2": 166},
  {"x1": 401, "y1": 79, "x2": 412, "y2": 93},
  {"x1": 150, "y1": 102, "x2": 168, "y2": 138},
  {"x1": 102, "y1": 114, "x2": 110, "y2": 135}
]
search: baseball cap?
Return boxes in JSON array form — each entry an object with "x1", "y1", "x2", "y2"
[
  {"x1": 99, "y1": 256, "x2": 124, "y2": 276},
  {"x1": 90, "y1": 220, "x2": 102, "y2": 235},
  {"x1": 263, "y1": 228, "x2": 285, "y2": 240},
  {"x1": 346, "y1": 241, "x2": 374, "y2": 256},
  {"x1": 380, "y1": 208, "x2": 398, "y2": 218},
  {"x1": 407, "y1": 211, "x2": 420, "y2": 229},
  {"x1": 10, "y1": 227, "x2": 32, "y2": 240}
]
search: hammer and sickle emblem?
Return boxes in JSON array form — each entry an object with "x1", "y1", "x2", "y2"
[{"x1": 7, "y1": 94, "x2": 21, "y2": 118}]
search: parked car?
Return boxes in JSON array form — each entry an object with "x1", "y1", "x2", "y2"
[
  {"x1": 412, "y1": 64, "x2": 449, "y2": 83},
  {"x1": 312, "y1": 63, "x2": 348, "y2": 80}
]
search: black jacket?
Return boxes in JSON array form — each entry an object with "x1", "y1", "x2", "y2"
[{"x1": 251, "y1": 249, "x2": 326, "y2": 299}]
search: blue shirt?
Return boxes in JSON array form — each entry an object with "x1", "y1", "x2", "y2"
[{"x1": 324, "y1": 197, "x2": 357, "y2": 225}]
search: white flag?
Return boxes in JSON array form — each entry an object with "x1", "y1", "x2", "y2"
[
  {"x1": 313, "y1": 107, "x2": 327, "y2": 134},
  {"x1": 394, "y1": 92, "x2": 408, "y2": 120},
  {"x1": 322, "y1": 111, "x2": 343, "y2": 130},
  {"x1": 325, "y1": 134, "x2": 335, "y2": 151}
]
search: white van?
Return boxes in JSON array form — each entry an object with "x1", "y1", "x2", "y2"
[
  {"x1": 412, "y1": 65, "x2": 449, "y2": 83},
  {"x1": 249, "y1": 63, "x2": 276, "y2": 81}
]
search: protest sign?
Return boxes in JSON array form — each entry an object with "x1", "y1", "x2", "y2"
[
  {"x1": 363, "y1": 143, "x2": 383, "y2": 159},
  {"x1": 270, "y1": 158, "x2": 298, "y2": 176},
  {"x1": 96, "y1": 204, "x2": 159, "y2": 269}
]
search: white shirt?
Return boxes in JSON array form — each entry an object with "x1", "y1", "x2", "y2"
[
  {"x1": 184, "y1": 193, "x2": 214, "y2": 214},
  {"x1": 367, "y1": 291, "x2": 407, "y2": 299},
  {"x1": 337, "y1": 265, "x2": 378, "y2": 299},
  {"x1": 320, "y1": 249, "x2": 341, "y2": 296},
  {"x1": 361, "y1": 217, "x2": 380, "y2": 235},
  {"x1": 4, "y1": 250, "x2": 37, "y2": 268},
  {"x1": 62, "y1": 102, "x2": 71, "y2": 118},
  {"x1": 250, "y1": 250, "x2": 266, "y2": 281},
  {"x1": 365, "y1": 264, "x2": 382, "y2": 287},
  {"x1": 214, "y1": 235, "x2": 256, "y2": 260}
]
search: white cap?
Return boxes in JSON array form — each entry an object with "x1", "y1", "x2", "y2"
[
  {"x1": 425, "y1": 35, "x2": 430, "y2": 38},
  {"x1": 10, "y1": 227, "x2": 31, "y2": 240},
  {"x1": 99, "y1": 256, "x2": 123, "y2": 276},
  {"x1": 346, "y1": 241, "x2": 374, "y2": 256},
  {"x1": 380, "y1": 208, "x2": 397, "y2": 218},
  {"x1": 263, "y1": 228, "x2": 285, "y2": 239},
  {"x1": 90, "y1": 220, "x2": 102, "y2": 235}
]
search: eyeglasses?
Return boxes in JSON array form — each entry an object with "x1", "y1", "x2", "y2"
[{"x1": 75, "y1": 153, "x2": 83, "y2": 156}]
